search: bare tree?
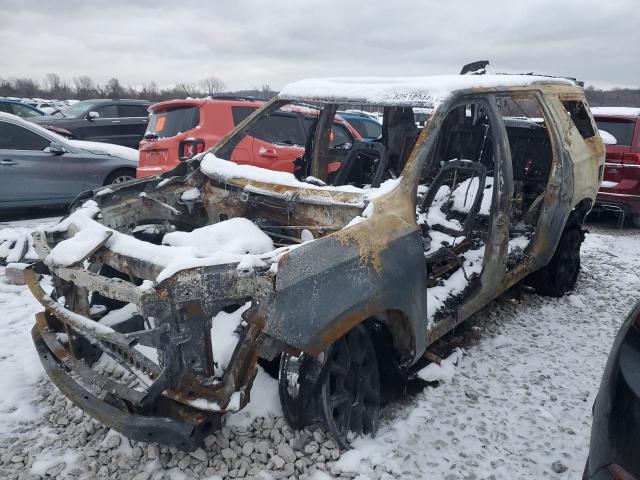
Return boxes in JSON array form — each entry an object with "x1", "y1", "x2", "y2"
[
  {"x1": 0, "y1": 78, "x2": 16, "y2": 97},
  {"x1": 11, "y1": 78, "x2": 40, "y2": 97},
  {"x1": 106, "y1": 78, "x2": 125, "y2": 99},
  {"x1": 177, "y1": 82, "x2": 198, "y2": 97},
  {"x1": 44, "y1": 73, "x2": 61, "y2": 92},
  {"x1": 199, "y1": 76, "x2": 226, "y2": 96},
  {"x1": 73, "y1": 76, "x2": 96, "y2": 100},
  {"x1": 44, "y1": 73, "x2": 71, "y2": 98}
]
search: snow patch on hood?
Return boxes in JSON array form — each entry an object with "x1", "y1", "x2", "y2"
[
  {"x1": 44, "y1": 201, "x2": 295, "y2": 283},
  {"x1": 162, "y1": 218, "x2": 274, "y2": 257}
]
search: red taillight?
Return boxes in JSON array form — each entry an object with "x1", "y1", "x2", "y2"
[
  {"x1": 178, "y1": 138, "x2": 205, "y2": 161},
  {"x1": 622, "y1": 153, "x2": 640, "y2": 166}
]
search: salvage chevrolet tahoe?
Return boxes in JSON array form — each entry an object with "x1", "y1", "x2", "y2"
[{"x1": 24, "y1": 74, "x2": 604, "y2": 452}]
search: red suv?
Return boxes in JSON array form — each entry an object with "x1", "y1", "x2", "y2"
[
  {"x1": 137, "y1": 98, "x2": 361, "y2": 177},
  {"x1": 592, "y1": 107, "x2": 640, "y2": 224}
]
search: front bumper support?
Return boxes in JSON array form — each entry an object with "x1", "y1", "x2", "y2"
[{"x1": 32, "y1": 314, "x2": 220, "y2": 450}]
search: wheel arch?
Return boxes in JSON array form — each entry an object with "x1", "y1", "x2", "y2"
[
  {"x1": 104, "y1": 167, "x2": 136, "y2": 186},
  {"x1": 567, "y1": 198, "x2": 593, "y2": 228}
]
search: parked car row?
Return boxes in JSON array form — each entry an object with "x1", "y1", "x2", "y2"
[{"x1": 0, "y1": 98, "x2": 46, "y2": 118}]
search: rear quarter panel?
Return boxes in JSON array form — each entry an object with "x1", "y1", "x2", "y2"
[{"x1": 549, "y1": 94, "x2": 604, "y2": 210}]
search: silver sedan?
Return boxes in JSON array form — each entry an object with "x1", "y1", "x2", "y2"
[{"x1": 0, "y1": 112, "x2": 138, "y2": 212}]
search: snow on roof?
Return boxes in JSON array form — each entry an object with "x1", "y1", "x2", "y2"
[
  {"x1": 591, "y1": 106, "x2": 640, "y2": 117},
  {"x1": 278, "y1": 75, "x2": 575, "y2": 107}
]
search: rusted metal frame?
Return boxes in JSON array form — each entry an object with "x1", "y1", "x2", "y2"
[
  {"x1": 25, "y1": 268, "x2": 137, "y2": 348},
  {"x1": 27, "y1": 272, "x2": 164, "y2": 396},
  {"x1": 310, "y1": 104, "x2": 338, "y2": 182},
  {"x1": 32, "y1": 321, "x2": 218, "y2": 451},
  {"x1": 48, "y1": 265, "x2": 147, "y2": 305},
  {"x1": 92, "y1": 250, "x2": 164, "y2": 283},
  {"x1": 163, "y1": 303, "x2": 267, "y2": 411},
  {"x1": 35, "y1": 313, "x2": 147, "y2": 405}
]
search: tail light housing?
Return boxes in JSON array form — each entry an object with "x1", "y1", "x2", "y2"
[
  {"x1": 622, "y1": 153, "x2": 640, "y2": 166},
  {"x1": 178, "y1": 138, "x2": 205, "y2": 161}
]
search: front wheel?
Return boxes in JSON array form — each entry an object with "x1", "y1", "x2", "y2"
[
  {"x1": 526, "y1": 225, "x2": 584, "y2": 297},
  {"x1": 319, "y1": 324, "x2": 381, "y2": 449}
]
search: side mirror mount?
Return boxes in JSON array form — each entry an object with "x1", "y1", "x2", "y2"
[
  {"x1": 87, "y1": 111, "x2": 100, "y2": 121},
  {"x1": 49, "y1": 142, "x2": 66, "y2": 155}
]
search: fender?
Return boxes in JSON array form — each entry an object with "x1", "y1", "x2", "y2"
[{"x1": 264, "y1": 214, "x2": 428, "y2": 362}]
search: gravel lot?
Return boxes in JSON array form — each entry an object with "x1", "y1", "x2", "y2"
[{"x1": 0, "y1": 215, "x2": 637, "y2": 479}]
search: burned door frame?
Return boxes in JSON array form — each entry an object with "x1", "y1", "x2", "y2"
[
  {"x1": 496, "y1": 92, "x2": 561, "y2": 275},
  {"x1": 418, "y1": 94, "x2": 515, "y2": 344}
]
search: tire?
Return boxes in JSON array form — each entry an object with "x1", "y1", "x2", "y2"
[
  {"x1": 319, "y1": 324, "x2": 381, "y2": 449},
  {"x1": 104, "y1": 168, "x2": 135, "y2": 185},
  {"x1": 526, "y1": 225, "x2": 584, "y2": 297}
]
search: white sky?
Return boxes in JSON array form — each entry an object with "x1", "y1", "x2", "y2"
[{"x1": 1, "y1": 0, "x2": 638, "y2": 91}]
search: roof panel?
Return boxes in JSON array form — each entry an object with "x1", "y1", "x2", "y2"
[{"x1": 278, "y1": 75, "x2": 575, "y2": 107}]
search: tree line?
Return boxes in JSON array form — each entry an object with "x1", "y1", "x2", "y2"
[
  {"x1": 0, "y1": 73, "x2": 277, "y2": 101},
  {"x1": 0, "y1": 73, "x2": 638, "y2": 107}
]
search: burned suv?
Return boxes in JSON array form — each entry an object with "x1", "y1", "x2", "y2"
[{"x1": 24, "y1": 74, "x2": 604, "y2": 451}]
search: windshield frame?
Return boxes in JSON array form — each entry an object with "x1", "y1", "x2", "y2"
[{"x1": 204, "y1": 97, "x2": 438, "y2": 199}]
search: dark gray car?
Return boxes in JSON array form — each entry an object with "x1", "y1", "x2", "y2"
[
  {"x1": 30, "y1": 99, "x2": 150, "y2": 149},
  {"x1": 0, "y1": 112, "x2": 138, "y2": 211}
]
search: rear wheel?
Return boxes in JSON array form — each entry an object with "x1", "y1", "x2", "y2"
[
  {"x1": 320, "y1": 324, "x2": 381, "y2": 448},
  {"x1": 105, "y1": 168, "x2": 135, "y2": 185},
  {"x1": 526, "y1": 225, "x2": 584, "y2": 297}
]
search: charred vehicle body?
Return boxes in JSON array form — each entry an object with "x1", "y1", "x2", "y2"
[{"x1": 24, "y1": 75, "x2": 604, "y2": 450}]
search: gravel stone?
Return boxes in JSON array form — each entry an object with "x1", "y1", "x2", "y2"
[
  {"x1": 277, "y1": 444, "x2": 296, "y2": 463},
  {"x1": 221, "y1": 448, "x2": 237, "y2": 460},
  {"x1": 147, "y1": 445, "x2": 159, "y2": 460},
  {"x1": 271, "y1": 455, "x2": 285, "y2": 469},
  {"x1": 256, "y1": 439, "x2": 269, "y2": 454},
  {"x1": 304, "y1": 441, "x2": 319, "y2": 454},
  {"x1": 189, "y1": 447, "x2": 207, "y2": 462},
  {"x1": 177, "y1": 455, "x2": 191, "y2": 469},
  {"x1": 242, "y1": 441, "x2": 255, "y2": 456}
]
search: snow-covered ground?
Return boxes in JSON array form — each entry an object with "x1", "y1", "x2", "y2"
[{"x1": 0, "y1": 215, "x2": 637, "y2": 479}]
